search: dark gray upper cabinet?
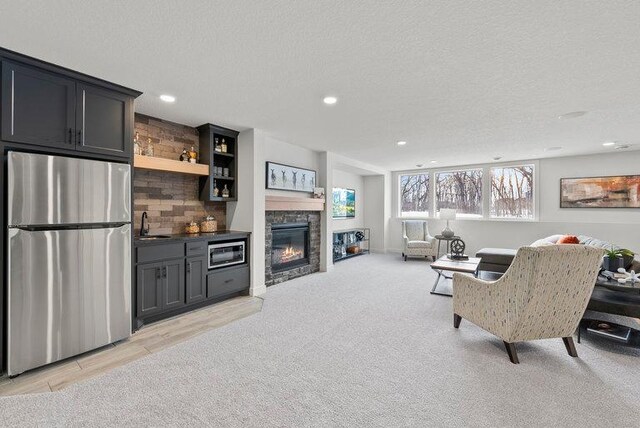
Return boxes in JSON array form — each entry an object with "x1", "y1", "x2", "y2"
[
  {"x1": 76, "y1": 83, "x2": 132, "y2": 157},
  {"x1": 197, "y1": 123, "x2": 239, "y2": 202},
  {"x1": 186, "y1": 256, "x2": 207, "y2": 304},
  {"x1": 1, "y1": 60, "x2": 75, "y2": 149},
  {"x1": 0, "y1": 49, "x2": 141, "y2": 159}
]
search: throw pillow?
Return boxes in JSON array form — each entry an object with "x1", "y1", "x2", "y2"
[{"x1": 557, "y1": 235, "x2": 580, "y2": 244}]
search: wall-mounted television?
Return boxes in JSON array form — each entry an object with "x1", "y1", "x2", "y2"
[{"x1": 332, "y1": 188, "x2": 355, "y2": 219}]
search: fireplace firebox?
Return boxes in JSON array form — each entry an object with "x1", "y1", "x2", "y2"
[{"x1": 271, "y1": 222, "x2": 310, "y2": 272}]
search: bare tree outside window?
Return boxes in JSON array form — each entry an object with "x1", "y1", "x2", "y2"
[
  {"x1": 490, "y1": 165, "x2": 534, "y2": 218},
  {"x1": 435, "y1": 169, "x2": 483, "y2": 216},
  {"x1": 400, "y1": 174, "x2": 429, "y2": 216}
]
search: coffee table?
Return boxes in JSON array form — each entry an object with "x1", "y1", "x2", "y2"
[{"x1": 430, "y1": 255, "x2": 481, "y2": 297}]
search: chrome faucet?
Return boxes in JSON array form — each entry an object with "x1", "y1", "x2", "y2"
[{"x1": 140, "y1": 211, "x2": 149, "y2": 236}]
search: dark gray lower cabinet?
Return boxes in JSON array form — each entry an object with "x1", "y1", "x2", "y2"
[
  {"x1": 186, "y1": 256, "x2": 207, "y2": 304},
  {"x1": 207, "y1": 266, "x2": 250, "y2": 299},
  {"x1": 136, "y1": 258, "x2": 184, "y2": 317},
  {"x1": 137, "y1": 262, "x2": 163, "y2": 317},
  {"x1": 163, "y1": 259, "x2": 185, "y2": 310}
]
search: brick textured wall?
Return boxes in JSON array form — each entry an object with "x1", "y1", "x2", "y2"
[{"x1": 133, "y1": 114, "x2": 226, "y2": 235}]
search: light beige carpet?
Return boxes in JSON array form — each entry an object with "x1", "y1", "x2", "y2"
[{"x1": 1, "y1": 253, "x2": 638, "y2": 427}]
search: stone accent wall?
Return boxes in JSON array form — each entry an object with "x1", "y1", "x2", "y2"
[
  {"x1": 265, "y1": 211, "x2": 321, "y2": 286},
  {"x1": 133, "y1": 114, "x2": 226, "y2": 235}
]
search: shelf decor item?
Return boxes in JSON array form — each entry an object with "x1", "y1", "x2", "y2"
[
  {"x1": 200, "y1": 215, "x2": 217, "y2": 232},
  {"x1": 313, "y1": 187, "x2": 325, "y2": 199},
  {"x1": 603, "y1": 247, "x2": 624, "y2": 272},
  {"x1": 266, "y1": 161, "x2": 316, "y2": 193},
  {"x1": 144, "y1": 137, "x2": 154, "y2": 156},
  {"x1": 448, "y1": 238, "x2": 468, "y2": 260},
  {"x1": 440, "y1": 209, "x2": 456, "y2": 238},
  {"x1": 222, "y1": 184, "x2": 230, "y2": 198},
  {"x1": 185, "y1": 221, "x2": 200, "y2": 234},
  {"x1": 560, "y1": 175, "x2": 640, "y2": 208}
]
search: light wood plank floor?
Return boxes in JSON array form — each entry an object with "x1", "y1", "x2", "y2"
[{"x1": 0, "y1": 296, "x2": 263, "y2": 397}]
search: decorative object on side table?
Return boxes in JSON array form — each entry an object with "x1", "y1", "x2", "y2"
[
  {"x1": 266, "y1": 161, "x2": 316, "y2": 192},
  {"x1": 448, "y1": 238, "x2": 468, "y2": 260},
  {"x1": 560, "y1": 175, "x2": 640, "y2": 208},
  {"x1": 615, "y1": 268, "x2": 640, "y2": 284},
  {"x1": 603, "y1": 247, "x2": 625, "y2": 272},
  {"x1": 439, "y1": 209, "x2": 457, "y2": 238}
]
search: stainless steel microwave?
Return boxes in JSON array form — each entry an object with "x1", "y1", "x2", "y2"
[{"x1": 208, "y1": 241, "x2": 246, "y2": 270}]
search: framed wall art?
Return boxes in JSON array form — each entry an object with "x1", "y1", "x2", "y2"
[
  {"x1": 560, "y1": 175, "x2": 640, "y2": 208},
  {"x1": 266, "y1": 161, "x2": 316, "y2": 193}
]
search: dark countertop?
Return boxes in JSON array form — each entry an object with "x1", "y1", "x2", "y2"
[{"x1": 134, "y1": 230, "x2": 250, "y2": 246}]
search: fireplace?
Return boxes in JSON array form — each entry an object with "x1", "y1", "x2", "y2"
[{"x1": 271, "y1": 222, "x2": 310, "y2": 273}]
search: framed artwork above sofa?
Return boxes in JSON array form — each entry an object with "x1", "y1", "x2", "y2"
[{"x1": 560, "y1": 175, "x2": 640, "y2": 208}]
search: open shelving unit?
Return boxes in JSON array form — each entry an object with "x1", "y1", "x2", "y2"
[
  {"x1": 197, "y1": 123, "x2": 239, "y2": 202},
  {"x1": 333, "y1": 228, "x2": 370, "y2": 263}
]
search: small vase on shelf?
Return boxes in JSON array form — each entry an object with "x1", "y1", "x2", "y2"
[
  {"x1": 144, "y1": 138, "x2": 154, "y2": 156},
  {"x1": 213, "y1": 180, "x2": 220, "y2": 197},
  {"x1": 222, "y1": 184, "x2": 230, "y2": 198},
  {"x1": 214, "y1": 138, "x2": 222, "y2": 153},
  {"x1": 220, "y1": 139, "x2": 227, "y2": 153}
]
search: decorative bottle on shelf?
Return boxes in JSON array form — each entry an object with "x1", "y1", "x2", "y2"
[
  {"x1": 133, "y1": 132, "x2": 141, "y2": 155},
  {"x1": 222, "y1": 184, "x2": 230, "y2": 198},
  {"x1": 179, "y1": 148, "x2": 189, "y2": 162},
  {"x1": 213, "y1": 180, "x2": 220, "y2": 197},
  {"x1": 214, "y1": 137, "x2": 222, "y2": 152},
  {"x1": 220, "y1": 139, "x2": 228, "y2": 153},
  {"x1": 144, "y1": 137, "x2": 154, "y2": 156},
  {"x1": 188, "y1": 146, "x2": 197, "y2": 163}
]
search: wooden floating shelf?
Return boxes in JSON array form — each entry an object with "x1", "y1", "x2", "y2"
[
  {"x1": 134, "y1": 155, "x2": 209, "y2": 176},
  {"x1": 265, "y1": 195, "x2": 325, "y2": 212}
]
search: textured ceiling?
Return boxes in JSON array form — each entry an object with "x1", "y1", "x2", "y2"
[{"x1": 1, "y1": 0, "x2": 640, "y2": 170}]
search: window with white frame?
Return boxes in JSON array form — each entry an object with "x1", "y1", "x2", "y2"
[
  {"x1": 399, "y1": 173, "x2": 430, "y2": 217},
  {"x1": 490, "y1": 165, "x2": 534, "y2": 219},
  {"x1": 435, "y1": 169, "x2": 483, "y2": 217}
]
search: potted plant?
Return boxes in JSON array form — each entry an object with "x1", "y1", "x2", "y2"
[
  {"x1": 603, "y1": 247, "x2": 624, "y2": 272},
  {"x1": 620, "y1": 248, "x2": 635, "y2": 270}
]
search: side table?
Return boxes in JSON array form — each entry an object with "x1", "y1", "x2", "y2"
[{"x1": 434, "y1": 235, "x2": 461, "y2": 258}]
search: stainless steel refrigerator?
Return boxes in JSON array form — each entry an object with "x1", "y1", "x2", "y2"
[{"x1": 7, "y1": 152, "x2": 132, "y2": 376}]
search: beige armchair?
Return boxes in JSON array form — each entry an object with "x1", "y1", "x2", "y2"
[
  {"x1": 402, "y1": 220, "x2": 437, "y2": 261},
  {"x1": 453, "y1": 245, "x2": 603, "y2": 364}
]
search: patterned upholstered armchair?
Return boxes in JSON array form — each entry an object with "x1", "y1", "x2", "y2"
[
  {"x1": 402, "y1": 220, "x2": 437, "y2": 261},
  {"x1": 452, "y1": 245, "x2": 603, "y2": 363}
]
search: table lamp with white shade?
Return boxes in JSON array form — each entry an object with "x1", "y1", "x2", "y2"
[{"x1": 440, "y1": 209, "x2": 457, "y2": 238}]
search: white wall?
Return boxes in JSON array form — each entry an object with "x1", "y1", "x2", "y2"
[
  {"x1": 390, "y1": 150, "x2": 640, "y2": 255},
  {"x1": 227, "y1": 129, "x2": 266, "y2": 296},
  {"x1": 332, "y1": 170, "x2": 365, "y2": 230},
  {"x1": 363, "y1": 175, "x2": 386, "y2": 251}
]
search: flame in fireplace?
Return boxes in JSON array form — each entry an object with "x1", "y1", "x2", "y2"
[{"x1": 280, "y1": 245, "x2": 304, "y2": 263}]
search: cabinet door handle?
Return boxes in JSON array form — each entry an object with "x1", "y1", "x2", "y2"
[
  {"x1": 224, "y1": 278, "x2": 234, "y2": 284},
  {"x1": 68, "y1": 128, "x2": 72, "y2": 144},
  {"x1": 156, "y1": 267, "x2": 161, "y2": 279},
  {"x1": 162, "y1": 266, "x2": 167, "y2": 278},
  {"x1": 77, "y1": 129, "x2": 82, "y2": 144},
  {"x1": 186, "y1": 262, "x2": 191, "y2": 273}
]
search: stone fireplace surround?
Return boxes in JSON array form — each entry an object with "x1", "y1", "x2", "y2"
[{"x1": 265, "y1": 210, "x2": 321, "y2": 286}]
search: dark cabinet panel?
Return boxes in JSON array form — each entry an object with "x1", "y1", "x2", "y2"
[
  {"x1": 186, "y1": 256, "x2": 207, "y2": 304},
  {"x1": 76, "y1": 83, "x2": 131, "y2": 157},
  {"x1": 137, "y1": 262, "x2": 163, "y2": 317},
  {"x1": 207, "y1": 266, "x2": 249, "y2": 299},
  {"x1": 163, "y1": 259, "x2": 185, "y2": 310},
  {"x1": 1, "y1": 61, "x2": 75, "y2": 148}
]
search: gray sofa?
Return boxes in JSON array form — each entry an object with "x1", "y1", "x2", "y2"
[{"x1": 476, "y1": 235, "x2": 640, "y2": 273}]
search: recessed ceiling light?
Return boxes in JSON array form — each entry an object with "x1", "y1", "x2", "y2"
[
  {"x1": 615, "y1": 144, "x2": 631, "y2": 150},
  {"x1": 323, "y1": 96, "x2": 337, "y2": 105},
  {"x1": 544, "y1": 146, "x2": 562, "y2": 152},
  {"x1": 558, "y1": 111, "x2": 587, "y2": 120},
  {"x1": 397, "y1": 141, "x2": 407, "y2": 146},
  {"x1": 159, "y1": 94, "x2": 176, "y2": 103},
  {"x1": 493, "y1": 156, "x2": 502, "y2": 161},
  {"x1": 602, "y1": 141, "x2": 616, "y2": 147},
  {"x1": 430, "y1": 160, "x2": 438, "y2": 164},
  {"x1": 416, "y1": 164, "x2": 424, "y2": 168}
]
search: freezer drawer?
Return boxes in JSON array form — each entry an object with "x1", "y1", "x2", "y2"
[
  {"x1": 7, "y1": 151, "x2": 131, "y2": 226},
  {"x1": 7, "y1": 225, "x2": 132, "y2": 376}
]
